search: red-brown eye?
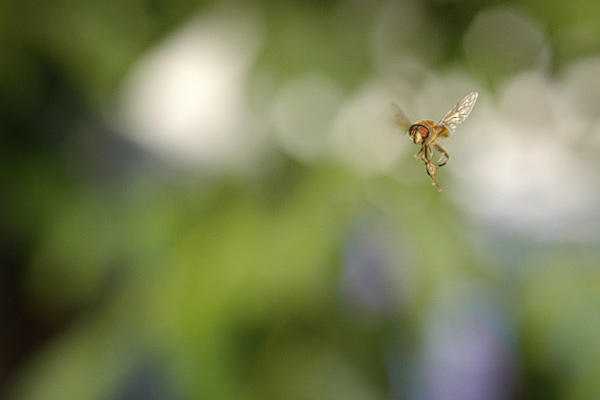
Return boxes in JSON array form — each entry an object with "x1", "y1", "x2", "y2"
[{"x1": 411, "y1": 125, "x2": 429, "y2": 139}]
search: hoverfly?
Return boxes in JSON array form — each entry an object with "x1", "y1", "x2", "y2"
[{"x1": 394, "y1": 92, "x2": 478, "y2": 191}]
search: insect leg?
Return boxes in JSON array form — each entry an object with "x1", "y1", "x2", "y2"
[
  {"x1": 414, "y1": 147, "x2": 423, "y2": 161},
  {"x1": 425, "y1": 162, "x2": 442, "y2": 191},
  {"x1": 415, "y1": 145, "x2": 433, "y2": 162},
  {"x1": 432, "y1": 144, "x2": 450, "y2": 167},
  {"x1": 414, "y1": 145, "x2": 431, "y2": 163},
  {"x1": 425, "y1": 145, "x2": 433, "y2": 163},
  {"x1": 425, "y1": 160, "x2": 437, "y2": 178},
  {"x1": 415, "y1": 145, "x2": 443, "y2": 191}
]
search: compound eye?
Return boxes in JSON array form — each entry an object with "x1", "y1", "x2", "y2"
[
  {"x1": 417, "y1": 125, "x2": 429, "y2": 138},
  {"x1": 410, "y1": 125, "x2": 429, "y2": 144}
]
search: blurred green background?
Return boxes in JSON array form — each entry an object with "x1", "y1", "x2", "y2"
[{"x1": 2, "y1": 0, "x2": 600, "y2": 399}]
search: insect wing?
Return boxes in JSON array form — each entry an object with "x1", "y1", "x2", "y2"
[
  {"x1": 439, "y1": 91, "x2": 478, "y2": 130},
  {"x1": 392, "y1": 102, "x2": 411, "y2": 132}
]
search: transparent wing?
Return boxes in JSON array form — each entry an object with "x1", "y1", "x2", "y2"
[
  {"x1": 392, "y1": 102, "x2": 411, "y2": 132},
  {"x1": 439, "y1": 91, "x2": 478, "y2": 130}
]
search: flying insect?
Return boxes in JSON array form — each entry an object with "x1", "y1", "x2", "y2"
[{"x1": 394, "y1": 92, "x2": 478, "y2": 191}]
